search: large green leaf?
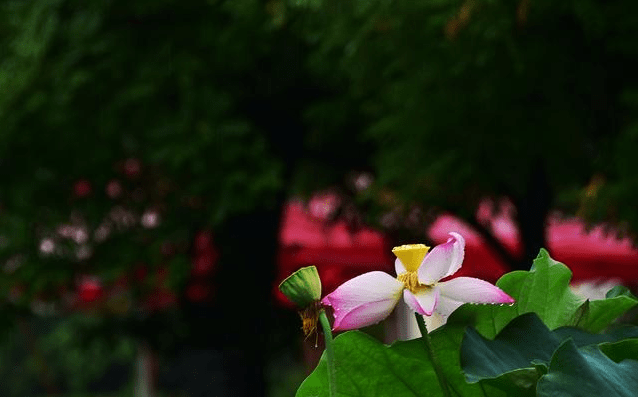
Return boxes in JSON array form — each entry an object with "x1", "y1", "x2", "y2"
[
  {"x1": 398, "y1": 325, "x2": 506, "y2": 397},
  {"x1": 296, "y1": 327, "x2": 495, "y2": 397},
  {"x1": 553, "y1": 325, "x2": 638, "y2": 347},
  {"x1": 598, "y1": 338, "x2": 638, "y2": 363},
  {"x1": 572, "y1": 285, "x2": 638, "y2": 333},
  {"x1": 449, "y1": 249, "x2": 637, "y2": 338},
  {"x1": 461, "y1": 314, "x2": 555, "y2": 395},
  {"x1": 296, "y1": 331, "x2": 438, "y2": 397},
  {"x1": 537, "y1": 340, "x2": 638, "y2": 397},
  {"x1": 461, "y1": 312, "x2": 638, "y2": 395}
]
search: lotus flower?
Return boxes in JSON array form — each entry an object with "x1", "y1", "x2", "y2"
[{"x1": 321, "y1": 232, "x2": 514, "y2": 331}]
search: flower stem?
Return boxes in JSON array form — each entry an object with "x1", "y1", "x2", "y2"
[
  {"x1": 319, "y1": 309, "x2": 337, "y2": 397},
  {"x1": 415, "y1": 313, "x2": 452, "y2": 397}
]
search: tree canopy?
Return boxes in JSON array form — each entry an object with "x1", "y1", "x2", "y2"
[
  {"x1": 291, "y1": 0, "x2": 638, "y2": 267},
  {"x1": 2, "y1": 0, "x2": 638, "y2": 312}
]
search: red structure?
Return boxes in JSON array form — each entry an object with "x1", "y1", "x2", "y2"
[
  {"x1": 62, "y1": 193, "x2": 638, "y2": 310},
  {"x1": 275, "y1": 196, "x2": 638, "y2": 306},
  {"x1": 276, "y1": 198, "x2": 394, "y2": 307}
]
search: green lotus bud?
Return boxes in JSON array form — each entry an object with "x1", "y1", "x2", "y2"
[{"x1": 279, "y1": 266, "x2": 322, "y2": 308}]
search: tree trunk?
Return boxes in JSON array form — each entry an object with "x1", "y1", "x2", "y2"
[
  {"x1": 214, "y1": 204, "x2": 284, "y2": 397},
  {"x1": 512, "y1": 162, "x2": 552, "y2": 270},
  {"x1": 134, "y1": 342, "x2": 156, "y2": 397}
]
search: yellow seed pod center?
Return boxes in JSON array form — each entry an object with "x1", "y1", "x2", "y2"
[{"x1": 392, "y1": 244, "x2": 429, "y2": 272}]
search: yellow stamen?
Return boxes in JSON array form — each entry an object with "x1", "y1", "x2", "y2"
[
  {"x1": 397, "y1": 271, "x2": 420, "y2": 293},
  {"x1": 392, "y1": 244, "x2": 429, "y2": 272},
  {"x1": 301, "y1": 314, "x2": 317, "y2": 337},
  {"x1": 299, "y1": 302, "x2": 320, "y2": 338},
  {"x1": 397, "y1": 271, "x2": 433, "y2": 294}
]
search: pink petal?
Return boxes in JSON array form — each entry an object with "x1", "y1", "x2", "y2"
[
  {"x1": 403, "y1": 287, "x2": 439, "y2": 316},
  {"x1": 418, "y1": 232, "x2": 465, "y2": 284},
  {"x1": 438, "y1": 277, "x2": 515, "y2": 305},
  {"x1": 435, "y1": 295, "x2": 465, "y2": 318},
  {"x1": 321, "y1": 271, "x2": 403, "y2": 331},
  {"x1": 394, "y1": 258, "x2": 407, "y2": 276}
]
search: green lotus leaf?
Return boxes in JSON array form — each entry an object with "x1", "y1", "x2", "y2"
[
  {"x1": 537, "y1": 339, "x2": 638, "y2": 397},
  {"x1": 461, "y1": 312, "x2": 638, "y2": 395},
  {"x1": 448, "y1": 249, "x2": 637, "y2": 338},
  {"x1": 296, "y1": 326, "x2": 501, "y2": 397}
]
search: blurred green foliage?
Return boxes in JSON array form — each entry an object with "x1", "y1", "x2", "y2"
[
  {"x1": 0, "y1": 315, "x2": 135, "y2": 396},
  {"x1": 294, "y1": 0, "x2": 638, "y2": 201},
  {"x1": 0, "y1": 0, "x2": 291, "y2": 309}
]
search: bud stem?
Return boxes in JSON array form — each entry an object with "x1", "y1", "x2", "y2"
[
  {"x1": 318, "y1": 309, "x2": 337, "y2": 397},
  {"x1": 415, "y1": 313, "x2": 452, "y2": 397}
]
